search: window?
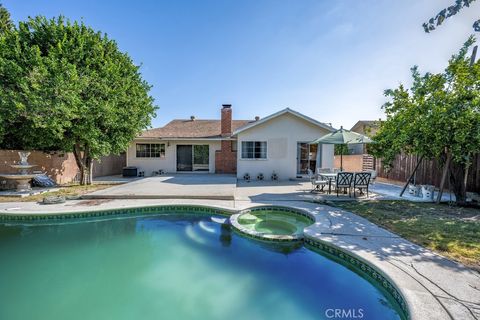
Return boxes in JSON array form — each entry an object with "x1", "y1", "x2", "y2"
[
  {"x1": 241, "y1": 141, "x2": 267, "y2": 159},
  {"x1": 231, "y1": 140, "x2": 237, "y2": 152},
  {"x1": 136, "y1": 143, "x2": 165, "y2": 158}
]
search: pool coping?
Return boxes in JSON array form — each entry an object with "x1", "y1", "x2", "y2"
[{"x1": 1, "y1": 200, "x2": 478, "y2": 320}]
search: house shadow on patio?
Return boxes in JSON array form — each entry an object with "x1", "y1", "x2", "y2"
[
  {"x1": 84, "y1": 174, "x2": 237, "y2": 200},
  {"x1": 159, "y1": 174, "x2": 237, "y2": 185}
]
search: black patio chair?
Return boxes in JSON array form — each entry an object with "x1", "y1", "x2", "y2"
[
  {"x1": 353, "y1": 172, "x2": 371, "y2": 198},
  {"x1": 336, "y1": 172, "x2": 354, "y2": 197}
]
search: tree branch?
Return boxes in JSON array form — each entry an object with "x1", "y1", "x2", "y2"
[{"x1": 423, "y1": 0, "x2": 478, "y2": 33}]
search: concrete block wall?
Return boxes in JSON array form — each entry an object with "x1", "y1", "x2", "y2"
[
  {"x1": 0, "y1": 150, "x2": 126, "y2": 187},
  {"x1": 92, "y1": 154, "x2": 126, "y2": 178},
  {"x1": 334, "y1": 154, "x2": 364, "y2": 172},
  {"x1": 0, "y1": 150, "x2": 79, "y2": 185}
]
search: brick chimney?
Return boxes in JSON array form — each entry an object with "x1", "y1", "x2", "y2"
[
  {"x1": 221, "y1": 104, "x2": 232, "y2": 137},
  {"x1": 215, "y1": 104, "x2": 237, "y2": 173}
]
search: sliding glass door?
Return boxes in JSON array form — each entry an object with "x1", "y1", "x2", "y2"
[
  {"x1": 297, "y1": 142, "x2": 318, "y2": 174},
  {"x1": 193, "y1": 145, "x2": 209, "y2": 171},
  {"x1": 176, "y1": 145, "x2": 193, "y2": 171},
  {"x1": 176, "y1": 145, "x2": 209, "y2": 172}
]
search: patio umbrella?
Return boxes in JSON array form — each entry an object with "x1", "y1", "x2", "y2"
[{"x1": 310, "y1": 126, "x2": 373, "y2": 171}]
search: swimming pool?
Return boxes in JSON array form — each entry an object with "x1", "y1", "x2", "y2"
[{"x1": 0, "y1": 211, "x2": 404, "y2": 320}]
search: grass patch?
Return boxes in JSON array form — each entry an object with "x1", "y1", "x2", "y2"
[
  {"x1": 331, "y1": 200, "x2": 480, "y2": 272},
  {"x1": 0, "y1": 184, "x2": 117, "y2": 203}
]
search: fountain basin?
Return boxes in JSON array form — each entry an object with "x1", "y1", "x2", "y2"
[
  {"x1": 0, "y1": 174, "x2": 38, "y2": 191},
  {"x1": 0, "y1": 151, "x2": 40, "y2": 192},
  {"x1": 10, "y1": 165, "x2": 37, "y2": 170},
  {"x1": 9, "y1": 164, "x2": 37, "y2": 175}
]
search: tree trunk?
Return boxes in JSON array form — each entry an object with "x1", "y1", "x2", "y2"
[
  {"x1": 449, "y1": 160, "x2": 467, "y2": 205},
  {"x1": 73, "y1": 143, "x2": 93, "y2": 185},
  {"x1": 463, "y1": 153, "x2": 471, "y2": 190},
  {"x1": 436, "y1": 152, "x2": 451, "y2": 203},
  {"x1": 86, "y1": 157, "x2": 93, "y2": 185}
]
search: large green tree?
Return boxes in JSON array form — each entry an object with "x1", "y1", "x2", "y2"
[
  {"x1": 371, "y1": 37, "x2": 480, "y2": 204},
  {"x1": 0, "y1": 3, "x2": 13, "y2": 148},
  {"x1": 0, "y1": 16, "x2": 157, "y2": 184},
  {"x1": 0, "y1": 3, "x2": 13, "y2": 34}
]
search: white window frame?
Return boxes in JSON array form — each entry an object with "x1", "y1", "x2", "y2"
[
  {"x1": 135, "y1": 143, "x2": 166, "y2": 158},
  {"x1": 241, "y1": 141, "x2": 267, "y2": 160}
]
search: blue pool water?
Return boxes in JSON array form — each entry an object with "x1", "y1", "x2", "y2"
[{"x1": 0, "y1": 214, "x2": 402, "y2": 320}]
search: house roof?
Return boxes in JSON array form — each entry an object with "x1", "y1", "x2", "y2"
[
  {"x1": 350, "y1": 120, "x2": 381, "y2": 135},
  {"x1": 139, "y1": 119, "x2": 253, "y2": 139},
  {"x1": 351, "y1": 120, "x2": 379, "y2": 129},
  {"x1": 232, "y1": 108, "x2": 335, "y2": 135}
]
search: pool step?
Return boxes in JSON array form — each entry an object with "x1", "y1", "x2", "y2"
[
  {"x1": 185, "y1": 219, "x2": 233, "y2": 247},
  {"x1": 237, "y1": 213, "x2": 258, "y2": 224}
]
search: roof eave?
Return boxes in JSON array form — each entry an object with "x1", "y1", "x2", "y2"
[
  {"x1": 135, "y1": 136, "x2": 236, "y2": 141},
  {"x1": 232, "y1": 108, "x2": 336, "y2": 135}
]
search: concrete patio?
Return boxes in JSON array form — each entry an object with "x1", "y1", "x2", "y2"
[
  {"x1": 86, "y1": 174, "x2": 237, "y2": 200},
  {"x1": 236, "y1": 179, "x2": 454, "y2": 202},
  {"x1": 88, "y1": 174, "x2": 455, "y2": 203}
]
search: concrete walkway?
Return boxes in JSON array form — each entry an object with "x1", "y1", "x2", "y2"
[
  {"x1": 236, "y1": 179, "x2": 454, "y2": 202},
  {"x1": 292, "y1": 201, "x2": 480, "y2": 320},
  {"x1": 0, "y1": 198, "x2": 478, "y2": 319}
]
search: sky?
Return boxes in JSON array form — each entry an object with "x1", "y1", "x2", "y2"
[{"x1": 3, "y1": 0, "x2": 479, "y2": 129}]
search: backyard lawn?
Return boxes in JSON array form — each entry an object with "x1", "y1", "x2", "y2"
[
  {"x1": 332, "y1": 200, "x2": 480, "y2": 272},
  {"x1": 0, "y1": 184, "x2": 117, "y2": 203}
]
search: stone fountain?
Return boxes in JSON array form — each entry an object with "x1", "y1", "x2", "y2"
[{"x1": 0, "y1": 151, "x2": 39, "y2": 192}]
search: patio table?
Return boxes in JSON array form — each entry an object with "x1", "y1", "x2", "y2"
[{"x1": 319, "y1": 173, "x2": 337, "y2": 194}]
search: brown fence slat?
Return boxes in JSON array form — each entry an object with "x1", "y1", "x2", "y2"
[{"x1": 377, "y1": 153, "x2": 480, "y2": 193}]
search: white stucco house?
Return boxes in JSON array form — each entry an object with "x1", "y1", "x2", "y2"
[{"x1": 126, "y1": 105, "x2": 335, "y2": 180}]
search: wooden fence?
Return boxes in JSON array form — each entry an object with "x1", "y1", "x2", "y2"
[{"x1": 376, "y1": 153, "x2": 480, "y2": 193}]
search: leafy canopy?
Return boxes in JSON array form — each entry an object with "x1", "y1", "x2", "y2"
[
  {"x1": 0, "y1": 16, "x2": 157, "y2": 159},
  {"x1": 370, "y1": 37, "x2": 480, "y2": 167},
  {"x1": 0, "y1": 3, "x2": 13, "y2": 34}
]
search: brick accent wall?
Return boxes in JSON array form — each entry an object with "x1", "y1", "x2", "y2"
[{"x1": 215, "y1": 141, "x2": 237, "y2": 173}]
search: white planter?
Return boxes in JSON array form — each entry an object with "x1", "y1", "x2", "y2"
[
  {"x1": 421, "y1": 185, "x2": 435, "y2": 200},
  {"x1": 408, "y1": 184, "x2": 421, "y2": 197}
]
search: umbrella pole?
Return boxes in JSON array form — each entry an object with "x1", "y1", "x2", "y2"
[{"x1": 340, "y1": 150, "x2": 343, "y2": 171}]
